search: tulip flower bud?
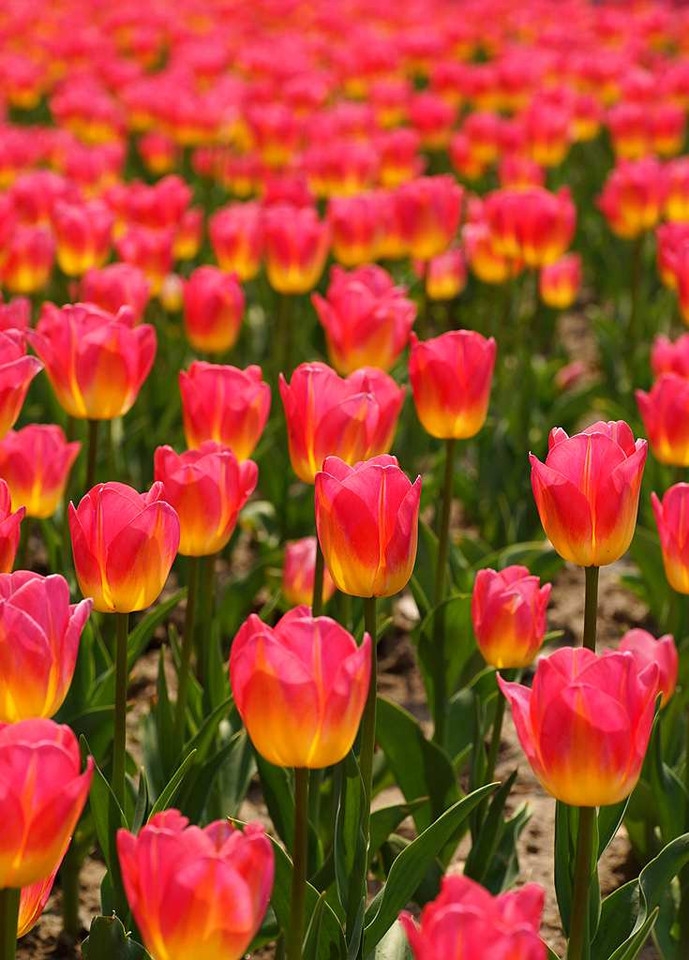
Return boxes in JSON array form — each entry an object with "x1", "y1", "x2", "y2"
[
  {"x1": 539, "y1": 253, "x2": 582, "y2": 310},
  {"x1": 327, "y1": 194, "x2": 382, "y2": 267},
  {"x1": 530, "y1": 421, "x2": 647, "y2": 567},
  {"x1": 0, "y1": 425, "x2": 81, "y2": 519},
  {"x1": 118, "y1": 810, "x2": 273, "y2": 960},
  {"x1": 0, "y1": 330, "x2": 42, "y2": 440},
  {"x1": 315, "y1": 454, "x2": 421, "y2": 598},
  {"x1": 652, "y1": 483, "x2": 689, "y2": 594},
  {"x1": 282, "y1": 537, "x2": 336, "y2": 607},
  {"x1": 499, "y1": 647, "x2": 658, "y2": 806},
  {"x1": 209, "y1": 202, "x2": 265, "y2": 282},
  {"x1": 52, "y1": 199, "x2": 113, "y2": 277},
  {"x1": 230, "y1": 607, "x2": 371, "y2": 767},
  {"x1": 619, "y1": 628, "x2": 678, "y2": 708},
  {"x1": 69, "y1": 481, "x2": 180, "y2": 613},
  {"x1": 183, "y1": 266, "x2": 245, "y2": 354},
  {"x1": 1, "y1": 225, "x2": 54, "y2": 295},
  {"x1": 423, "y1": 248, "x2": 468, "y2": 301},
  {"x1": 395, "y1": 175, "x2": 463, "y2": 261},
  {"x1": 401, "y1": 875, "x2": 546, "y2": 960},
  {"x1": 264, "y1": 204, "x2": 330, "y2": 294},
  {"x1": 483, "y1": 186, "x2": 576, "y2": 267},
  {"x1": 472, "y1": 566, "x2": 551, "y2": 669},
  {"x1": 598, "y1": 158, "x2": 667, "y2": 239},
  {"x1": 636, "y1": 374, "x2": 689, "y2": 466},
  {"x1": 409, "y1": 330, "x2": 496, "y2": 440},
  {"x1": 0, "y1": 719, "x2": 93, "y2": 888}
]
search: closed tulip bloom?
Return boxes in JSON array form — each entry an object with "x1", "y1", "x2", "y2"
[
  {"x1": 483, "y1": 187, "x2": 576, "y2": 268},
  {"x1": 401, "y1": 875, "x2": 546, "y2": 960},
  {"x1": 651, "y1": 333, "x2": 689, "y2": 379},
  {"x1": 539, "y1": 253, "x2": 582, "y2": 310},
  {"x1": 313, "y1": 265, "x2": 416, "y2": 374},
  {"x1": 69, "y1": 481, "x2": 180, "y2": 613},
  {"x1": 498, "y1": 647, "x2": 658, "y2": 806},
  {"x1": 315, "y1": 455, "x2": 421, "y2": 598},
  {"x1": 30, "y1": 303, "x2": 156, "y2": 420},
  {"x1": 230, "y1": 607, "x2": 371, "y2": 767},
  {"x1": 327, "y1": 194, "x2": 383, "y2": 267},
  {"x1": 78, "y1": 263, "x2": 150, "y2": 323},
  {"x1": 264, "y1": 204, "x2": 330, "y2": 294},
  {"x1": 18, "y1": 860, "x2": 62, "y2": 937},
  {"x1": 154, "y1": 443, "x2": 257, "y2": 557},
  {"x1": 209, "y1": 202, "x2": 264, "y2": 282},
  {"x1": 637, "y1": 374, "x2": 689, "y2": 466},
  {"x1": 619, "y1": 628, "x2": 678, "y2": 708},
  {"x1": 598, "y1": 158, "x2": 667, "y2": 239},
  {"x1": 179, "y1": 362, "x2": 270, "y2": 460},
  {"x1": 423, "y1": 248, "x2": 468, "y2": 301},
  {"x1": 183, "y1": 266, "x2": 244, "y2": 355},
  {"x1": 0, "y1": 719, "x2": 93, "y2": 888},
  {"x1": 0, "y1": 330, "x2": 42, "y2": 440},
  {"x1": 282, "y1": 537, "x2": 336, "y2": 607},
  {"x1": 472, "y1": 566, "x2": 551, "y2": 669},
  {"x1": 115, "y1": 226, "x2": 174, "y2": 297},
  {"x1": 348, "y1": 366, "x2": 405, "y2": 456},
  {"x1": 0, "y1": 425, "x2": 81, "y2": 519},
  {"x1": 463, "y1": 220, "x2": 519, "y2": 285},
  {"x1": 409, "y1": 330, "x2": 496, "y2": 440},
  {"x1": 530, "y1": 421, "x2": 647, "y2": 566},
  {"x1": 1, "y1": 225, "x2": 54, "y2": 295},
  {"x1": 0, "y1": 572, "x2": 91, "y2": 721},
  {"x1": 652, "y1": 483, "x2": 689, "y2": 593},
  {"x1": 396, "y1": 175, "x2": 463, "y2": 261},
  {"x1": 52, "y1": 199, "x2": 113, "y2": 277},
  {"x1": 0, "y1": 479, "x2": 24, "y2": 573},
  {"x1": 117, "y1": 810, "x2": 274, "y2": 960}
]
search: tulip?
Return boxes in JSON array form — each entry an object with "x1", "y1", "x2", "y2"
[
  {"x1": 327, "y1": 194, "x2": 382, "y2": 267},
  {"x1": 0, "y1": 330, "x2": 42, "y2": 440},
  {"x1": 69, "y1": 481, "x2": 180, "y2": 614},
  {"x1": 154, "y1": 443, "x2": 257, "y2": 557},
  {"x1": 52, "y1": 199, "x2": 113, "y2": 277},
  {"x1": 312, "y1": 265, "x2": 416, "y2": 374},
  {"x1": 409, "y1": 91, "x2": 456, "y2": 150},
  {"x1": 0, "y1": 572, "x2": 91, "y2": 722},
  {"x1": 498, "y1": 646, "x2": 658, "y2": 806},
  {"x1": 463, "y1": 220, "x2": 519, "y2": 285},
  {"x1": 1, "y1": 226, "x2": 54, "y2": 295},
  {"x1": 376, "y1": 128, "x2": 422, "y2": 188},
  {"x1": 305, "y1": 141, "x2": 379, "y2": 199},
  {"x1": 173, "y1": 207, "x2": 203, "y2": 262},
  {"x1": 264, "y1": 204, "x2": 330, "y2": 294},
  {"x1": 472, "y1": 566, "x2": 551, "y2": 669},
  {"x1": 400, "y1": 875, "x2": 546, "y2": 960},
  {"x1": 279, "y1": 362, "x2": 403, "y2": 484},
  {"x1": 282, "y1": 537, "x2": 336, "y2": 608},
  {"x1": 637, "y1": 374, "x2": 689, "y2": 466},
  {"x1": 0, "y1": 719, "x2": 93, "y2": 888},
  {"x1": 598, "y1": 158, "x2": 667, "y2": 239},
  {"x1": 656, "y1": 223, "x2": 689, "y2": 290},
  {"x1": 183, "y1": 266, "x2": 245, "y2": 355},
  {"x1": 30, "y1": 303, "x2": 156, "y2": 420},
  {"x1": 395, "y1": 175, "x2": 463, "y2": 261},
  {"x1": 422, "y1": 248, "x2": 468, "y2": 301},
  {"x1": 209, "y1": 202, "x2": 264, "y2": 282},
  {"x1": 539, "y1": 253, "x2": 582, "y2": 310},
  {"x1": 115, "y1": 226, "x2": 174, "y2": 296},
  {"x1": 0, "y1": 479, "x2": 24, "y2": 573},
  {"x1": 651, "y1": 333, "x2": 689, "y2": 379},
  {"x1": 78, "y1": 263, "x2": 150, "y2": 322},
  {"x1": 483, "y1": 186, "x2": 576, "y2": 267},
  {"x1": 664, "y1": 157, "x2": 689, "y2": 222},
  {"x1": 498, "y1": 154, "x2": 546, "y2": 190},
  {"x1": 117, "y1": 810, "x2": 274, "y2": 960},
  {"x1": 230, "y1": 606, "x2": 371, "y2": 767},
  {"x1": 409, "y1": 330, "x2": 496, "y2": 440},
  {"x1": 18, "y1": 860, "x2": 62, "y2": 938},
  {"x1": 530, "y1": 421, "x2": 647, "y2": 567},
  {"x1": 179, "y1": 361, "x2": 271, "y2": 460},
  {"x1": 0, "y1": 297, "x2": 30, "y2": 333},
  {"x1": 0, "y1": 425, "x2": 80, "y2": 519},
  {"x1": 619, "y1": 628, "x2": 678, "y2": 708},
  {"x1": 315, "y1": 454, "x2": 421, "y2": 598},
  {"x1": 349, "y1": 366, "x2": 405, "y2": 457},
  {"x1": 652, "y1": 483, "x2": 689, "y2": 594}
]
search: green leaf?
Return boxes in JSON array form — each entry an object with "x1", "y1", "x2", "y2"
[
  {"x1": 83, "y1": 737, "x2": 126, "y2": 872},
  {"x1": 369, "y1": 801, "x2": 426, "y2": 866},
  {"x1": 363, "y1": 783, "x2": 497, "y2": 953},
  {"x1": 131, "y1": 770, "x2": 149, "y2": 834},
  {"x1": 598, "y1": 799, "x2": 629, "y2": 858},
  {"x1": 81, "y1": 914, "x2": 149, "y2": 959},
  {"x1": 127, "y1": 590, "x2": 187, "y2": 671},
  {"x1": 464, "y1": 770, "x2": 519, "y2": 887},
  {"x1": 372, "y1": 920, "x2": 413, "y2": 959},
  {"x1": 148, "y1": 749, "x2": 198, "y2": 819},
  {"x1": 256, "y1": 752, "x2": 295, "y2": 848},
  {"x1": 334, "y1": 752, "x2": 367, "y2": 956}
]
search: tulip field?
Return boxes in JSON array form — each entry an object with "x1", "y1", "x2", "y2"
[{"x1": 9, "y1": 0, "x2": 689, "y2": 958}]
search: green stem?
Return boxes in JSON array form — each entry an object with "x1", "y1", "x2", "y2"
[
  {"x1": 85, "y1": 419, "x2": 100, "y2": 491},
  {"x1": 582, "y1": 566, "x2": 599, "y2": 652},
  {"x1": 175, "y1": 556, "x2": 201, "y2": 746},
  {"x1": 416, "y1": 264, "x2": 429, "y2": 339},
  {"x1": 567, "y1": 806, "x2": 596, "y2": 960},
  {"x1": 485, "y1": 686, "x2": 507, "y2": 786},
  {"x1": 359, "y1": 597, "x2": 378, "y2": 816},
  {"x1": 629, "y1": 234, "x2": 643, "y2": 346},
  {"x1": 679, "y1": 706, "x2": 689, "y2": 955},
  {"x1": 195, "y1": 553, "x2": 216, "y2": 687},
  {"x1": 287, "y1": 768, "x2": 309, "y2": 960},
  {"x1": 432, "y1": 437, "x2": 457, "y2": 746},
  {"x1": 277, "y1": 294, "x2": 294, "y2": 378},
  {"x1": 312, "y1": 538, "x2": 325, "y2": 617},
  {"x1": 60, "y1": 841, "x2": 82, "y2": 938},
  {"x1": 0, "y1": 887, "x2": 19, "y2": 960},
  {"x1": 112, "y1": 612, "x2": 129, "y2": 809}
]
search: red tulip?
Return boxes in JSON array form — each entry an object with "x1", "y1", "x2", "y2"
[
  {"x1": 0, "y1": 330, "x2": 42, "y2": 440},
  {"x1": 637, "y1": 374, "x2": 689, "y2": 466},
  {"x1": 499, "y1": 647, "x2": 658, "y2": 806},
  {"x1": 1, "y1": 225, "x2": 54, "y2": 295},
  {"x1": 183, "y1": 266, "x2": 245, "y2": 354},
  {"x1": 52, "y1": 199, "x2": 113, "y2": 277},
  {"x1": 539, "y1": 253, "x2": 582, "y2": 310},
  {"x1": 395, "y1": 175, "x2": 463, "y2": 261},
  {"x1": 117, "y1": 810, "x2": 273, "y2": 960},
  {"x1": 483, "y1": 186, "x2": 576, "y2": 267},
  {"x1": 327, "y1": 193, "x2": 382, "y2": 267},
  {"x1": 209, "y1": 202, "x2": 264, "y2": 282},
  {"x1": 0, "y1": 479, "x2": 24, "y2": 573},
  {"x1": 472, "y1": 566, "x2": 551, "y2": 669},
  {"x1": 651, "y1": 333, "x2": 689, "y2": 379},
  {"x1": 598, "y1": 158, "x2": 667, "y2": 239},
  {"x1": 78, "y1": 263, "x2": 151, "y2": 323},
  {"x1": 652, "y1": 483, "x2": 689, "y2": 594},
  {"x1": 282, "y1": 537, "x2": 336, "y2": 607},
  {"x1": 422, "y1": 248, "x2": 467, "y2": 301},
  {"x1": 18, "y1": 860, "x2": 62, "y2": 937},
  {"x1": 619, "y1": 628, "x2": 678, "y2": 708},
  {"x1": 0, "y1": 425, "x2": 80, "y2": 519},
  {"x1": 69, "y1": 481, "x2": 180, "y2": 613},
  {"x1": 264, "y1": 204, "x2": 330, "y2": 294},
  {"x1": 530, "y1": 421, "x2": 647, "y2": 566}
]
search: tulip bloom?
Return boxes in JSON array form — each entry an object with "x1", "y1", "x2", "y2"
[
  {"x1": 395, "y1": 175, "x2": 463, "y2": 261},
  {"x1": 0, "y1": 479, "x2": 24, "y2": 573},
  {"x1": 327, "y1": 194, "x2": 382, "y2": 267},
  {"x1": 69, "y1": 481, "x2": 180, "y2": 613},
  {"x1": 530, "y1": 421, "x2": 647, "y2": 566},
  {"x1": 598, "y1": 158, "x2": 667, "y2": 239},
  {"x1": 1, "y1": 225, "x2": 54, "y2": 295},
  {"x1": 209, "y1": 202, "x2": 264, "y2": 282},
  {"x1": 0, "y1": 330, "x2": 42, "y2": 440},
  {"x1": 0, "y1": 425, "x2": 80, "y2": 519},
  {"x1": 30, "y1": 303, "x2": 156, "y2": 420},
  {"x1": 230, "y1": 607, "x2": 371, "y2": 767},
  {"x1": 539, "y1": 253, "x2": 582, "y2": 310},
  {"x1": 651, "y1": 334, "x2": 689, "y2": 379},
  {"x1": 264, "y1": 204, "x2": 330, "y2": 295},
  {"x1": 312, "y1": 265, "x2": 416, "y2": 374},
  {"x1": 423, "y1": 248, "x2": 468, "y2": 301},
  {"x1": 315, "y1": 455, "x2": 421, "y2": 598},
  {"x1": 401, "y1": 875, "x2": 546, "y2": 960},
  {"x1": 499, "y1": 647, "x2": 658, "y2": 807},
  {"x1": 472, "y1": 566, "x2": 551, "y2": 669},
  {"x1": 409, "y1": 330, "x2": 496, "y2": 440},
  {"x1": 0, "y1": 719, "x2": 93, "y2": 888},
  {"x1": 637, "y1": 374, "x2": 689, "y2": 466},
  {"x1": 179, "y1": 362, "x2": 270, "y2": 460},
  {"x1": 483, "y1": 186, "x2": 576, "y2": 268},
  {"x1": 154, "y1": 443, "x2": 257, "y2": 557},
  {"x1": 18, "y1": 860, "x2": 62, "y2": 937},
  {"x1": 52, "y1": 199, "x2": 113, "y2": 277},
  {"x1": 78, "y1": 263, "x2": 150, "y2": 323},
  {"x1": 118, "y1": 810, "x2": 273, "y2": 960},
  {"x1": 282, "y1": 537, "x2": 336, "y2": 607},
  {"x1": 0, "y1": 572, "x2": 91, "y2": 722},
  {"x1": 652, "y1": 483, "x2": 689, "y2": 594},
  {"x1": 183, "y1": 267, "x2": 245, "y2": 355},
  {"x1": 279, "y1": 362, "x2": 403, "y2": 484},
  {"x1": 619, "y1": 628, "x2": 678, "y2": 708}
]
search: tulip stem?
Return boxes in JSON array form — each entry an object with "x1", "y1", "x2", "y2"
[
  {"x1": 582, "y1": 566, "x2": 599, "y2": 652},
  {"x1": 175, "y1": 556, "x2": 201, "y2": 746},
  {"x1": 567, "y1": 805, "x2": 596, "y2": 960},
  {"x1": 360, "y1": 596, "x2": 378, "y2": 814},
  {"x1": 679, "y1": 705, "x2": 689, "y2": 955},
  {"x1": 312, "y1": 538, "x2": 325, "y2": 617},
  {"x1": 287, "y1": 767, "x2": 309, "y2": 960},
  {"x1": 60, "y1": 840, "x2": 82, "y2": 938},
  {"x1": 432, "y1": 437, "x2": 457, "y2": 746},
  {"x1": 0, "y1": 887, "x2": 19, "y2": 960},
  {"x1": 112, "y1": 612, "x2": 129, "y2": 809},
  {"x1": 85, "y1": 419, "x2": 100, "y2": 491},
  {"x1": 485, "y1": 682, "x2": 507, "y2": 787}
]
